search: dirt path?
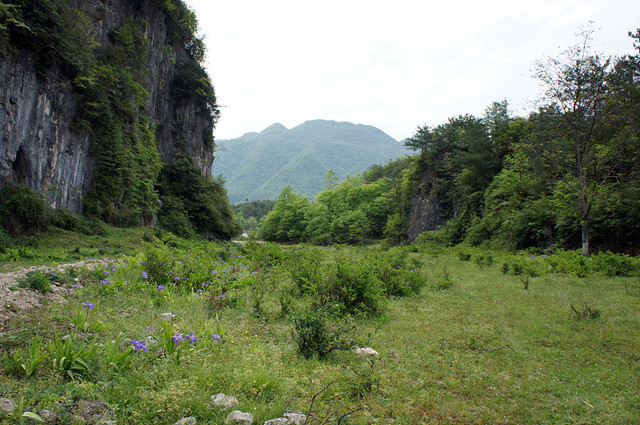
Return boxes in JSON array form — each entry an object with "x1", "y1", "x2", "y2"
[{"x1": 0, "y1": 260, "x2": 106, "y2": 326}]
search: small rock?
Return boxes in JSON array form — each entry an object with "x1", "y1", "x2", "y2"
[
  {"x1": 283, "y1": 411, "x2": 306, "y2": 424},
  {"x1": 160, "y1": 312, "x2": 175, "y2": 321},
  {"x1": 352, "y1": 347, "x2": 379, "y2": 356},
  {"x1": 175, "y1": 417, "x2": 197, "y2": 425},
  {"x1": 96, "y1": 420, "x2": 117, "y2": 425},
  {"x1": 263, "y1": 418, "x2": 289, "y2": 425},
  {"x1": 38, "y1": 408, "x2": 56, "y2": 423},
  {"x1": 80, "y1": 400, "x2": 113, "y2": 423},
  {"x1": 389, "y1": 349, "x2": 399, "y2": 358},
  {"x1": 212, "y1": 393, "x2": 239, "y2": 408},
  {"x1": 225, "y1": 410, "x2": 254, "y2": 424},
  {"x1": 0, "y1": 398, "x2": 16, "y2": 413}
]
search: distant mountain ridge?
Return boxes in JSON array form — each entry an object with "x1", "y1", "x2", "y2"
[{"x1": 213, "y1": 120, "x2": 409, "y2": 203}]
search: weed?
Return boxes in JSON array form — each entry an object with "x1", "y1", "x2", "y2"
[
  {"x1": 46, "y1": 333, "x2": 98, "y2": 379},
  {"x1": 427, "y1": 265, "x2": 454, "y2": 290},
  {"x1": 624, "y1": 281, "x2": 640, "y2": 296},
  {"x1": 1, "y1": 335, "x2": 48, "y2": 377},
  {"x1": 570, "y1": 303, "x2": 601, "y2": 320},
  {"x1": 17, "y1": 271, "x2": 54, "y2": 293}
]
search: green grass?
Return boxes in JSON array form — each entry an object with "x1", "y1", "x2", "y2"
[{"x1": 0, "y1": 240, "x2": 638, "y2": 424}]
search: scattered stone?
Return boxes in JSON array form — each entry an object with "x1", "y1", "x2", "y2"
[
  {"x1": 38, "y1": 409, "x2": 56, "y2": 423},
  {"x1": 175, "y1": 417, "x2": 197, "y2": 425},
  {"x1": 160, "y1": 312, "x2": 175, "y2": 321},
  {"x1": 0, "y1": 398, "x2": 16, "y2": 414},
  {"x1": 389, "y1": 349, "x2": 399, "y2": 358},
  {"x1": 225, "y1": 410, "x2": 254, "y2": 424},
  {"x1": 79, "y1": 400, "x2": 114, "y2": 423},
  {"x1": 283, "y1": 411, "x2": 306, "y2": 424},
  {"x1": 263, "y1": 418, "x2": 289, "y2": 425},
  {"x1": 352, "y1": 347, "x2": 379, "y2": 356},
  {"x1": 96, "y1": 420, "x2": 117, "y2": 425},
  {"x1": 212, "y1": 393, "x2": 239, "y2": 408},
  {"x1": 264, "y1": 411, "x2": 307, "y2": 425}
]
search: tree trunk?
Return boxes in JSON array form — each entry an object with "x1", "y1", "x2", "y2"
[{"x1": 581, "y1": 219, "x2": 590, "y2": 257}]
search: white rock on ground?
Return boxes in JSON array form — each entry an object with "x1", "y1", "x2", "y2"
[
  {"x1": 225, "y1": 410, "x2": 254, "y2": 424},
  {"x1": 352, "y1": 347, "x2": 380, "y2": 356},
  {"x1": 0, "y1": 398, "x2": 16, "y2": 413},
  {"x1": 263, "y1": 411, "x2": 307, "y2": 425},
  {"x1": 212, "y1": 393, "x2": 239, "y2": 408},
  {"x1": 283, "y1": 411, "x2": 307, "y2": 424},
  {"x1": 175, "y1": 417, "x2": 197, "y2": 425},
  {"x1": 160, "y1": 312, "x2": 175, "y2": 321}
]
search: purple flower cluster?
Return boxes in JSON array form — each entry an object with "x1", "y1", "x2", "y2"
[
  {"x1": 132, "y1": 339, "x2": 147, "y2": 351},
  {"x1": 83, "y1": 301, "x2": 95, "y2": 309}
]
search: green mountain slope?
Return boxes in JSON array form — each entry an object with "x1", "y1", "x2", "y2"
[{"x1": 213, "y1": 120, "x2": 409, "y2": 202}]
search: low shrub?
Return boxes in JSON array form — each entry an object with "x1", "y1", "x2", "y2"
[
  {"x1": 0, "y1": 184, "x2": 48, "y2": 237},
  {"x1": 319, "y1": 262, "x2": 385, "y2": 317},
  {"x1": 17, "y1": 271, "x2": 54, "y2": 293},
  {"x1": 292, "y1": 309, "x2": 357, "y2": 359}
]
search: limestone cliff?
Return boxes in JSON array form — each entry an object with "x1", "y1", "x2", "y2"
[{"x1": 0, "y1": 0, "x2": 216, "y2": 215}]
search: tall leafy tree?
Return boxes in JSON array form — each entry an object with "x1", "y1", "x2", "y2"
[{"x1": 530, "y1": 27, "x2": 615, "y2": 256}]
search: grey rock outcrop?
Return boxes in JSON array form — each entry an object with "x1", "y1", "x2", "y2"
[{"x1": 0, "y1": 0, "x2": 215, "y2": 212}]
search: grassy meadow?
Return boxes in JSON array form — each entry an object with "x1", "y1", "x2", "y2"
[{"x1": 1, "y1": 231, "x2": 639, "y2": 424}]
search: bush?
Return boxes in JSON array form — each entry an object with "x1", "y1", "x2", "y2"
[
  {"x1": 292, "y1": 309, "x2": 356, "y2": 359},
  {"x1": 589, "y1": 251, "x2": 639, "y2": 277},
  {"x1": 319, "y1": 262, "x2": 385, "y2": 317},
  {"x1": 545, "y1": 251, "x2": 589, "y2": 277},
  {"x1": 0, "y1": 184, "x2": 48, "y2": 237}
]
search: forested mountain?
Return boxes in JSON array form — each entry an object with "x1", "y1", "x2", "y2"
[{"x1": 213, "y1": 120, "x2": 409, "y2": 203}]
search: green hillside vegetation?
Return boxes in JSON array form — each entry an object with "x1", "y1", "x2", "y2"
[
  {"x1": 259, "y1": 29, "x2": 640, "y2": 256},
  {"x1": 213, "y1": 120, "x2": 409, "y2": 203},
  {"x1": 0, "y1": 0, "x2": 235, "y2": 239},
  {"x1": 1, "y1": 236, "x2": 639, "y2": 424}
]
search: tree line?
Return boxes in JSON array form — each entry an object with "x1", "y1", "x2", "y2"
[{"x1": 258, "y1": 28, "x2": 640, "y2": 255}]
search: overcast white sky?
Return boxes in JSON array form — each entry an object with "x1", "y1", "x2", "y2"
[{"x1": 185, "y1": 0, "x2": 639, "y2": 141}]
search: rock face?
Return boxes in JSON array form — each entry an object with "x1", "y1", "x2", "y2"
[
  {"x1": 406, "y1": 171, "x2": 445, "y2": 241},
  {"x1": 0, "y1": 55, "x2": 93, "y2": 211},
  {"x1": 0, "y1": 0, "x2": 215, "y2": 212}
]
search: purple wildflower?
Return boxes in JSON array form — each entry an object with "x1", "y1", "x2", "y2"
[
  {"x1": 83, "y1": 302, "x2": 95, "y2": 309},
  {"x1": 100, "y1": 278, "x2": 111, "y2": 285},
  {"x1": 186, "y1": 332, "x2": 198, "y2": 344},
  {"x1": 212, "y1": 333, "x2": 222, "y2": 342},
  {"x1": 172, "y1": 332, "x2": 183, "y2": 345},
  {"x1": 72, "y1": 284, "x2": 81, "y2": 289},
  {"x1": 142, "y1": 271, "x2": 149, "y2": 279},
  {"x1": 132, "y1": 339, "x2": 148, "y2": 352},
  {"x1": 157, "y1": 284, "x2": 166, "y2": 291}
]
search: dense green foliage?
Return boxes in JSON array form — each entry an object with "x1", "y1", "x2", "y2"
[
  {"x1": 259, "y1": 170, "x2": 399, "y2": 245},
  {"x1": 213, "y1": 120, "x2": 408, "y2": 203},
  {"x1": 156, "y1": 158, "x2": 237, "y2": 240},
  {"x1": 232, "y1": 200, "x2": 275, "y2": 232}
]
